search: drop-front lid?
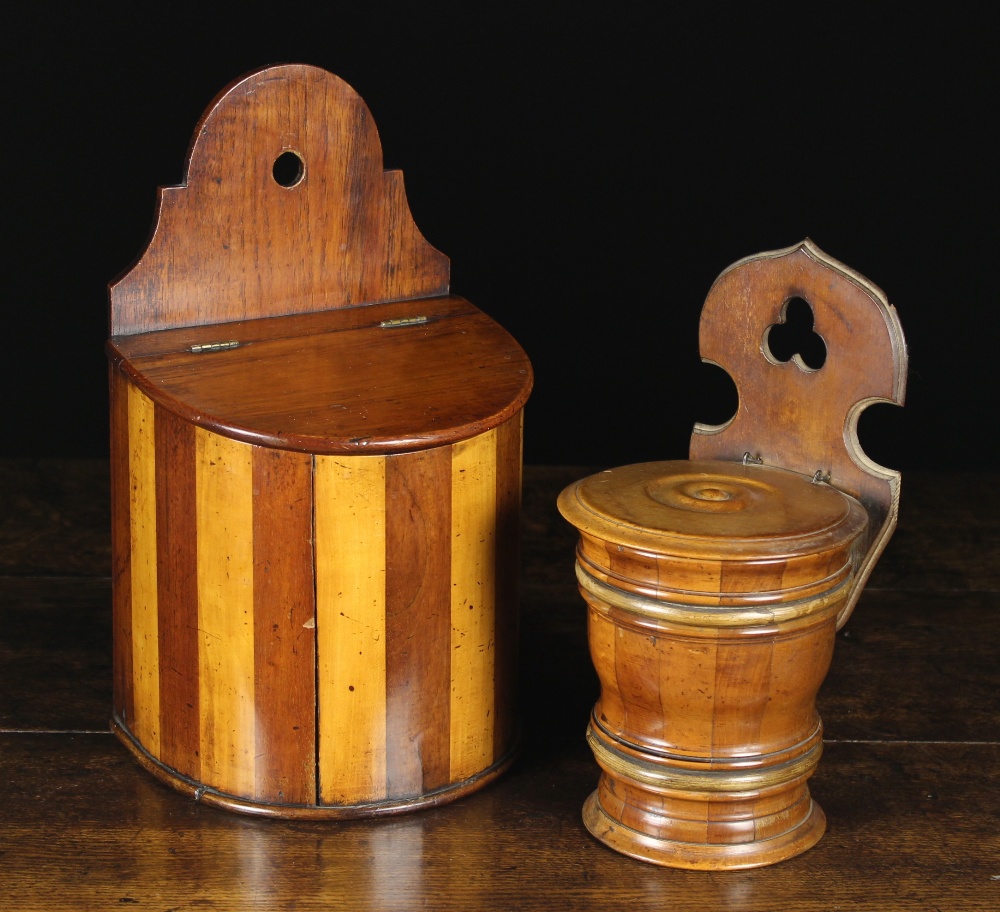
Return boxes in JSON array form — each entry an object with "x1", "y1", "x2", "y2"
[{"x1": 558, "y1": 460, "x2": 868, "y2": 560}]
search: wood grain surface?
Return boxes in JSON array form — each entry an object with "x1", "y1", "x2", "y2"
[
  {"x1": 195, "y1": 428, "x2": 256, "y2": 799},
  {"x1": 449, "y1": 429, "x2": 498, "y2": 782},
  {"x1": 126, "y1": 386, "x2": 159, "y2": 755},
  {"x1": 103, "y1": 61, "x2": 532, "y2": 816},
  {"x1": 108, "y1": 385, "x2": 524, "y2": 814},
  {"x1": 690, "y1": 240, "x2": 907, "y2": 627},
  {"x1": 109, "y1": 65, "x2": 449, "y2": 336},
  {"x1": 316, "y1": 454, "x2": 388, "y2": 805},
  {"x1": 383, "y1": 445, "x2": 453, "y2": 799},
  {"x1": 554, "y1": 245, "x2": 908, "y2": 867},
  {"x1": 559, "y1": 460, "x2": 871, "y2": 867},
  {"x1": 1, "y1": 463, "x2": 999, "y2": 909},
  {"x1": 251, "y1": 447, "x2": 316, "y2": 805},
  {"x1": 153, "y1": 405, "x2": 200, "y2": 778},
  {"x1": 108, "y1": 295, "x2": 533, "y2": 456}
]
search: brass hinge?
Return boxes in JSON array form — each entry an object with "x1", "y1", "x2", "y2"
[
  {"x1": 190, "y1": 340, "x2": 240, "y2": 354},
  {"x1": 379, "y1": 316, "x2": 428, "y2": 328}
]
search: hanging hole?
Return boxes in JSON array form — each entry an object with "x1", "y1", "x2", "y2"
[
  {"x1": 763, "y1": 297, "x2": 827, "y2": 370},
  {"x1": 694, "y1": 360, "x2": 739, "y2": 430},
  {"x1": 855, "y1": 400, "x2": 907, "y2": 472},
  {"x1": 272, "y1": 150, "x2": 305, "y2": 188}
]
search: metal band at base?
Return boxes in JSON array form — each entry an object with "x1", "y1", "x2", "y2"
[
  {"x1": 587, "y1": 723, "x2": 822, "y2": 794},
  {"x1": 111, "y1": 714, "x2": 519, "y2": 820}
]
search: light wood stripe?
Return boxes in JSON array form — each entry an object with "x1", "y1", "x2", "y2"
[
  {"x1": 492, "y1": 412, "x2": 523, "y2": 753},
  {"x1": 110, "y1": 368, "x2": 134, "y2": 729},
  {"x1": 127, "y1": 384, "x2": 159, "y2": 754},
  {"x1": 450, "y1": 430, "x2": 497, "y2": 781},
  {"x1": 316, "y1": 455, "x2": 388, "y2": 805},
  {"x1": 196, "y1": 428, "x2": 256, "y2": 798}
]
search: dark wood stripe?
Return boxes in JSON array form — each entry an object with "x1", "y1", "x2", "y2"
[
  {"x1": 109, "y1": 367, "x2": 134, "y2": 728},
  {"x1": 493, "y1": 414, "x2": 523, "y2": 757},
  {"x1": 252, "y1": 447, "x2": 316, "y2": 805},
  {"x1": 385, "y1": 445, "x2": 453, "y2": 797},
  {"x1": 153, "y1": 405, "x2": 200, "y2": 778}
]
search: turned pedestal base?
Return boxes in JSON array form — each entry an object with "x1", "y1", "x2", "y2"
[
  {"x1": 583, "y1": 788, "x2": 826, "y2": 870},
  {"x1": 582, "y1": 718, "x2": 827, "y2": 869}
]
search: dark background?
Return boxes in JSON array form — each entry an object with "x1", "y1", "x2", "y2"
[{"x1": 3, "y1": 5, "x2": 994, "y2": 471}]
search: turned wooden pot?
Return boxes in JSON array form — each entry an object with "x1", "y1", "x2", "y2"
[
  {"x1": 558, "y1": 240, "x2": 907, "y2": 868},
  {"x1": 559, "y1": 459, "x2": 867, "y2": 868},
  {"x1": 107, "y1": 65, "x2": 532, "y2": 817}
]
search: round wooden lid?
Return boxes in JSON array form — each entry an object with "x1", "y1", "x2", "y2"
[{"x1": 558, "y1": 460, "x2": 867, "y2": 560}]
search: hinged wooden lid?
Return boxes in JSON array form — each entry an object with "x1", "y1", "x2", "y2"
[
  {"x1": 108, "y1": 295, "x2": 531, "y2": 454},
  {"x1": 107, "y1": 64, "x2": 532, "y2": 453},
  {"x1": 558, "y1": 459, "x2": 867, "y2": 562}
]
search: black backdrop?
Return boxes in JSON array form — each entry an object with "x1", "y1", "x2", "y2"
[{"x1": 4, "y1": 5, "x2": 994, "y2": 472}]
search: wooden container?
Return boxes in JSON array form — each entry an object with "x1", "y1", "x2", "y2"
[
  {"x1": 558, "y1": 241, "x2": 907, "y2": 868},
  {"x1": 106, "y1": 65, "x2": 532, "y2": 818}
]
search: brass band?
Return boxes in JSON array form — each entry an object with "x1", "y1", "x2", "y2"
[
  {"x1": 575, "y1": 560, "x2": 850, "y2": 629},
  {"x1": 587, "y1": 724, "x2": 823, "y2": 794}
]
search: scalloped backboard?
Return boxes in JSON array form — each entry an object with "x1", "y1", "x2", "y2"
[
  {"x1": 690, "y1": 240, "x2": 908, "y2": 626},
  {"x1": 110, "y1": 64, "x2": 449, "y2": 337}
]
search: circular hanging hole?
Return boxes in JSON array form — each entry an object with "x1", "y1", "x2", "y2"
[{"x1": 272, "y1": 150, "x2": 305, "y2": 188}]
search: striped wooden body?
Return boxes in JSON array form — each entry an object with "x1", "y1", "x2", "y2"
[
  {"x1": 106, "y1": 65, "x2": 532, "y2": 816},
  {"x1": 110, "y1": 370, "x2": 523, "y2": 815}
]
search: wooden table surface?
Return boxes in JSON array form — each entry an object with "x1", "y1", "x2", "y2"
[{"x1": 1, "y1": 460, "x2": 998, "y2": 911}]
